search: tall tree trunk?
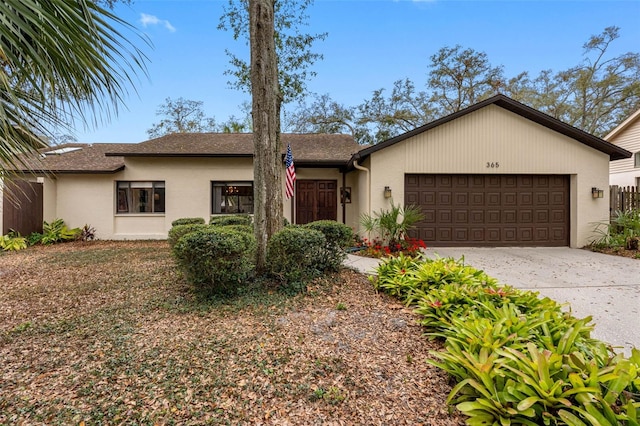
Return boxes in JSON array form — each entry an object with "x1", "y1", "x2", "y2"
[{"x1": 250, "y1": 0, "x2": 283, "y2": 272}]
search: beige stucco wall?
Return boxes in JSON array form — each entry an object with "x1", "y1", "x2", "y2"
[
  {"x1": 609, "y1": 114, "x2": 640, "y2": 187},
  {"x1": 42, "y1": 157, "x2": 350, "y2": 240},
  {"x1": 366, "y1": 105, "x2": 610, "y2": 248}
]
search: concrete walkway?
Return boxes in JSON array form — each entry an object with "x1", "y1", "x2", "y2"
[{"x1": 345, "y1": 248, "x2": 640, "y2": 355}]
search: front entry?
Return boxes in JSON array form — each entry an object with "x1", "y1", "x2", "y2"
[{"x1": 295, "y1": 180, "x2": 337, "y2": 224}]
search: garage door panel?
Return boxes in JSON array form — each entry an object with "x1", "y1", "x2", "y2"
[
  {"x1": 486, "y1": 228, "x2": 501, "y2": 241},
  {"x1": 439, "y1": 210, "x2": 452, "y2": 223},
  {"x1": 470, "y1": 228, "x2": 485, "y2": 241},
  {"x1": 502, "y1": 210, "x2": 517, "y2": 223},
  {"x1": 487, "y1": 210, "x2": 501, "y2": 223},
  {"x1": 405, "y1": 174, "x2": 569, "y2": 247},
  {"x1": 406, "y1": 191, "x2": 419, "y2": 204},
  {"x1": 438, "y1": 228, "x2": 452, "y2": 241},
  {"x1": 470, "y1": 193, "x2": 484, "y2": 206},
  {"x1": 503, "y1": 228, "x2": 518, "y2": 241}
]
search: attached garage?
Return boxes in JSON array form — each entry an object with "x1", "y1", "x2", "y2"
[
  {"x1": 405, "y1": 174, "x2": 569, "y2": 246},
  {"x1": 349, "y1": 95, "x2": 632, "y2": 248}
]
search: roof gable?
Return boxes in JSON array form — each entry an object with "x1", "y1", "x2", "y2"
[
  {"x1": 351, "y1": 94, "x2": 632, "y2": 164},
  {"x1": 605, "y1": 109, "x2": 640, "y2": 141}
]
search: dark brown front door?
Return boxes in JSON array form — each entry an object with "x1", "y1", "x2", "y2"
[
  {"x1": 405, "y1": 174, "x2": 569, "y2": 247},
  {"x1": 2, "y1": 179, "x2": 44, "y2": 236},
  {"x1": 295, "y1": 180, "x2": 337, "y2": 224}
]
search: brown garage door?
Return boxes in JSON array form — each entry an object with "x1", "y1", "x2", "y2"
[{"x1": 405, "y1": 174, "x2": 569, "y2": 247}]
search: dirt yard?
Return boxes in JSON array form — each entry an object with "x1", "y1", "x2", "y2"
[{"x1": 0, "y1": 241, "x2": 463, "y2": 425}]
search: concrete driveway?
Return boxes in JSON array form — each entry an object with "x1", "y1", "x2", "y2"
[{"x1": 423, "y1": 247, "x2": 640, "y2": 355}]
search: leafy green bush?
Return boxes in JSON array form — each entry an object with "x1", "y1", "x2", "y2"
[
  {"x1": 222, "y1": 224, "x2": 253, "y2": 235},
  {"x1": 360, "y1": 200, "x2": 424, "y2": 247},
  {"x1": 167, "y1": 224, "x2": 210, "y2": 249},
  {"x1": 172, "y1": 227, "x2": 256, "y2": 295},
  {"x1": 304, "y1": 220, "x2": 353, "y2": 272},
  {"x1": 372, "y1": 255, "x2": 639, "y2": 426},
  {"x1": 591, "y1": 209, "x2": 640, "y2": 249},
  {"x1": 210, "y1": 215, "x2": 253, "y2": 227},
  {"x1": 171, "y1": 217, "x2": 205, "y2": 227},
  {"x1": 41, "y1": 219, "x2": 80, "y2": 245},
  {"x1": 304, "y1": 220, "x2": 353, "y2": 249},
  {"x1": 266, "y1": 226, "x2": 326, "y2": 291},
  {"x1": 0, "y1": 231, "x2": 27, "y2": 251},
  {"x1": 27, "y1": 232, "x2": 43, "y2": 246}
]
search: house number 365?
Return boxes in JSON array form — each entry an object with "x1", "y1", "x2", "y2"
[{"x1": 486, "y1": 162, "x2": 500, "y2": 168}]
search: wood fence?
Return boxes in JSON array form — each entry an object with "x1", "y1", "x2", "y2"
[{"x1": 610, "y1": 186, "x2": 640, "y2": 216}]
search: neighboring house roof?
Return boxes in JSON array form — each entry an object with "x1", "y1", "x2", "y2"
[
  {"x1": 349, "y1": 94, "x2": 632, "y2": 167},
  {"x1": 9, "y1": 143, "x2": 128, "y2": 174},
  {"x1": 605, "y1": 109, "x2": 640, "y2": 141},
  {"x1": 105, "y1": 133, "x2": 361, "y2": 167}
]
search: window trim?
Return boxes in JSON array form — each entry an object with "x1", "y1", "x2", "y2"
[
  {"x1": 635, "y1": 152, "x2": 640, "y2": 168},
  {"x1": 211, "y1": 181, "x2": 254, "y2": 215},
  {"x1": 116, "y1": 181, "x2": 166, "y2": 214}
]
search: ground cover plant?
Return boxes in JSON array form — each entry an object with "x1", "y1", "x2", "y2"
[
  {"x1": 372, "y1": 255, "x2": 640, "y2": 425},
  {"x1": 589, "y1": 210, "x2": 640, "y2": 259},
  {"x1": 0, "y1": 240, "x2": 463, "y2": 424}
]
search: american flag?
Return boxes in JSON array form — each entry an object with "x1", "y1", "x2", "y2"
[{"x1": 285, "y1": 143, "x2": 296, "y2": 199}]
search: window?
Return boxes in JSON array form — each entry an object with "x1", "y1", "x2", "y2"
[
  {"x1": 212, "y1": 182, "x2": 253, "y2": 214},
  {"x1": 635, "y1": 152, "x2": 640, "y2": 168},
  {"x1": 117, "y1": 181, "x2": 165, "y2": 214}
]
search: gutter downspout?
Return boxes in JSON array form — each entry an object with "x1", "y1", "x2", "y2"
[{"x1": 353, "y1": 158, "x2": 370, "y2": 220}]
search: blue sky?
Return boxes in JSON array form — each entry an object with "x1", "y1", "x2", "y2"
[{"x1": 74, "y1": 0, "x2": 640, "y2": 143}]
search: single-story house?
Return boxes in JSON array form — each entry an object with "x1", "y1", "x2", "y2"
[
  {"x1": 607, "y1": 109, "x2": 640, "y2": 187},
  {"x1": 1, "y1": 95, "x2": 631, "y2": 247}
]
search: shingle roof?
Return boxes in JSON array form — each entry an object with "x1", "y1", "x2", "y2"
[
  {"x1": 10, "y1": 143, "x2": 128, "y2": 174},
  {"x1": 105, "y1": 133, "x2": 361, "y2": 166}
]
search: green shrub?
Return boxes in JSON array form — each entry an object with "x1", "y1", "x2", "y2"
[
  {"x1": 172, "y1": 227, "x2": 256, "y2": 295},
  {"x1": 222, "y1": 224, "x2": 253, "y2": 234},
  {"x1": 266, "y1": 226, "x2": 326, "y2": 291},
  {"x1": 210, "y1": 215, "x2": 253, "y2": 227},
  {"x1": 167, "y1": 223, "x2": 210, "y2": 249},
  {"x1": 371, "y1": 255, "x2": 639, "y2": 426},
  {"x1": 304, "y1": 220, "x2": 353, "y2": 272},
  {"x1": 360, "y1": 200, "x2": 424, "y2": 247},
  {"x1": 171, "y1": 217, "x2": 205, "y2": 227},
  {"x1": 591, "y1": 209, "x2": 640, "y2": 248},
  {"x1": 304, "y1": 220, "x2": 353, "y2": 249},
  {"x1": 27, "y1": 232, "x2": 43, "y2": 246},
  {"x1": 41, "y1": 219, "x2": 80, "y2": 245},
  {"x1": 0, "y1": 231, "x2": 27, "y2": 251}
]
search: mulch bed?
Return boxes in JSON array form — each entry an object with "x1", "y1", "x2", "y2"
[{"x1": 0, "y1": 241, "x2": 463, "y2": 425}]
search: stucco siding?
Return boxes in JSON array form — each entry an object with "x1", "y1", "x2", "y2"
[
  {"x1": 54, "y1": 174, "x2": 115, "y2": 238},
  {"x1": 43, "y1": 157, "x2": 347, "y2": 240},
  {"x1": 367, "y1": 105, "x2": 610, "y2": 247}
]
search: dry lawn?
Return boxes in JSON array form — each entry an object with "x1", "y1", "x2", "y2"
[{"x1": 0, "y1": 241, "x2": 463, "y2": 425}]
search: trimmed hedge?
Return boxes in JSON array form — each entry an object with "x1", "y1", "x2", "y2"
[
  {"x1": 167, "y1": 223, "x2": 209, "y2": 249},
  {"x1": 210, "y1": 215, "x2": 253, "y2": 227},
  {"x1": 222, "y1": 224, "x2": 253, "y2": 234},
  {"x1": 266, "y1": 226, "x2": 326, "y2": 291},
  {"x1": 304, "y1": 220, "x2": 353, "y2": 272},
  {"x1": 172, "y1": 227, "x2": 256, "y2": 295},
  {"x1": 304, "y1": 220, "x2": 353, "y2": 249},
  {"x1": 171, "y1": 217, "x2": 205, "y2": 227}
]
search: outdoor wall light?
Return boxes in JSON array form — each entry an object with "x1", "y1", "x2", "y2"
[
  {"x1": 384, "y1": 186, "x2": 392, "y2": 199},
  {"x1": 592, "y1": 187, "x2": 604, "y2": 199}
]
